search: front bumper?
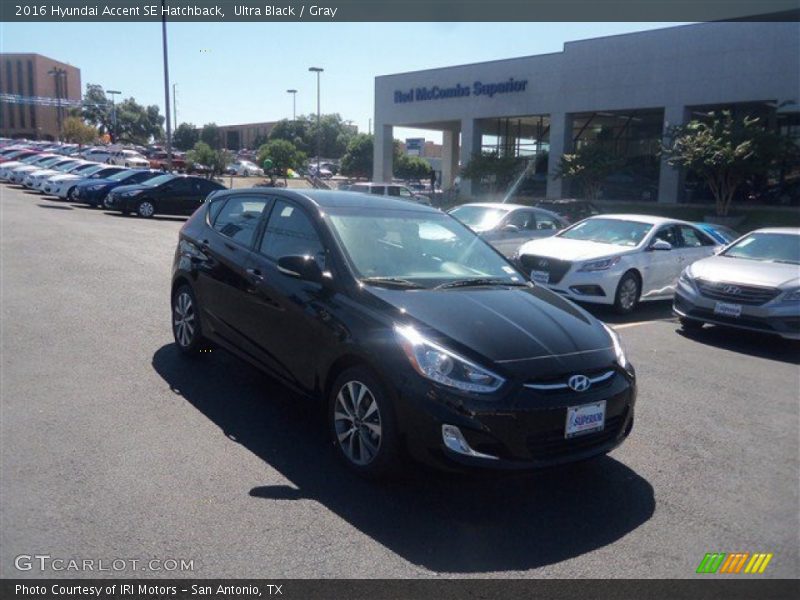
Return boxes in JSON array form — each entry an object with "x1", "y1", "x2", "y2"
[
  {"x1": 534, "y1": 267, "x2": 621, "y2": 306},
  {"x1": 674, "y1": 283, "x2": 800, "y2": 340},
  {"x1": 396, "y1": 364, "x2": 637, "y2": 470}
]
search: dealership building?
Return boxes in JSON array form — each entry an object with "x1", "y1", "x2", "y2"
[{"x1": 373, "y1": 21, "x2": 800, "y2": 202}]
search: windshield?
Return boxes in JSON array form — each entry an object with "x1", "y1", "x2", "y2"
[
  {"x1": 109, "y1": 169, "x2": 140, "y2": 182},
  {"x1": 69, "y1": 163, "x2": 96, "y2": 174},
  {"x1": 559, "y1": 218, "x2": 652, "y2": 246},
  {"x1": 722, "y1": 232, "x2": 800, "y2": 264},
  {"x1": 142, "y1": 174, "x2": 176, "y2": 187},
  {"x1": 449, "y1": 205, "x2": 509, "y2": 231},
  {"x1": 79, "y1": 165, "x2": 105, "y2": 177},
  {"x1": 327, "y1": 209, "x2": 524, "y2": 288}
]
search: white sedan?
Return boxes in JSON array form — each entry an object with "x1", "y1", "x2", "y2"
[
  {"x1": 517, "y1": 214, "x2": 721, "y2": 313},
  {"x1": 108, "y1": 149, "x2": 149, "y2": 168},
  {"x1": 226, "y1": 160, "x2": 264, "y2": 177}
]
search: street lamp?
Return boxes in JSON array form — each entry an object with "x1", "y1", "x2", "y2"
[
  {"x1": 286, "y1": 89, "x2": 297, "y2": 121},
  {"x1": 106, "y1": 90, "x2": 121, "y2": 142},
  {"x1": 48, "y1": 67, "x2": 66, "y2": 141},
  {"x1": 161, "y1": 0, "x2": 173, "y2": 170},
  {"x1": 308, "y1": 67, "x2": 323, "y2": 175}
]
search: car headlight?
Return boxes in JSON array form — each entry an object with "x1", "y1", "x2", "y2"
[
  {"x1": 394, "y1": 325, "x2": 504, "y2": 394},
  {"x1": 678, "y1": 267, "x2": 697, "y2": 290},
  {"x1": 602, "y1": 323, "x2": 628, "y2": 369},
  {"x1": 778, "y1": 288, "x2": 800, "y2": 304},
  {"x1": 88, "y1": 184, "x2": 106, "y2": 191},
  {"x1": 578, "y1": 256, "x2": 622, "y2": 272}
]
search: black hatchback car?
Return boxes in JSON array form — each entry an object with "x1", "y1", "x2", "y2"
[
  {"x1": 171, "y1": 189, "x2": 636, "y2": 477},
  {"x1": 105, "y1": 174, "x2": 225, "y2": 218}
]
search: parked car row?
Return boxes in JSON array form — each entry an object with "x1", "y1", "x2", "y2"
[{"x1": 0, "y1": 140, "x2": 227, "y2": 218}]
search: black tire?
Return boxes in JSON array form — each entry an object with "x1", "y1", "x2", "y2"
[
  {"x1": 136, "y1": 199, "x2": 156, "y2": 218},
  {"x1": 614, "y1": 271, "x2": 641, "y2": 314},
  {"x1": 171, "y1": 285, "x2": 208, "y2": 356},
  {"x1": 329, "y1": 366, "x2": 402, "y2": 479},
  {"x1": 679, "y1": 317, "x2": 704, "y2": 332}
]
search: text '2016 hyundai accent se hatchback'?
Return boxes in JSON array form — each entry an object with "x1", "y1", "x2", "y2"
[{"x1": 171, "y1": 190, "x2": 637, "y2": 478}]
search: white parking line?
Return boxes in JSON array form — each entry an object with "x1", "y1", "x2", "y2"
[{"x1": 612, "y1": 318, "x2": 677, "y2": 330}]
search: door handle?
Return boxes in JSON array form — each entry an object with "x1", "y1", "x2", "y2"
[{"x1": 246, "y1": 268, "x2": 264, "y2": 282}]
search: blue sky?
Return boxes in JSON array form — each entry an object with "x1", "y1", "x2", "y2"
[{"x1": 1, "y1": 22, "x2": 688, "y2": 141}]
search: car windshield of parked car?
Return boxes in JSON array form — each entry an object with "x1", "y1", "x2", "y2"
[
  {"x1": 721, "y1": 232, "x2": 800, "y2": 264},
  {"x1": 449, "y1": 205, "x2": 509, "y2": 232},
  {"x1": 559, "y1": 218, "x2": 652, "y2": 246},
  {"x1": 107, "y1": 169, "x2": 138, "y2": 182},
  {"x1": 327, "y1": 209, "x2": 524, "y2": 288},
  {"x1": 141, "y1": 174, "x2": 176, "y2": 187}
]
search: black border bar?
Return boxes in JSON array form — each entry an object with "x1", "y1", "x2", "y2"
[
  {"x1": 1, "y1": 1, "x2": 799, "y2": 22},
  {"x1": 3, "y1": 579, "x2": 800, "y2": 600}
]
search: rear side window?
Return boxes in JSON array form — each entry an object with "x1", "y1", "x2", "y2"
[
  {"x1": 259, "y1": 199, "x2": 324, "y2": 262},
  {"x1": 679, "y1": 225, "x2": 715, "y2": 247},
  {"x1": 212, "y1": 195, "x2": 270, "y2": 246},
  {"x1": 534, "y1": 212, "x2": 561, "y2": 230},
  {"x1": 370, "y1": 186, "x2": 384, "y2": 195}
]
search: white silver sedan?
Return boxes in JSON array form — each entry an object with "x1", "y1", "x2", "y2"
[{"x1": 517, "y1": 214, "x2": 721, "y2": 313}]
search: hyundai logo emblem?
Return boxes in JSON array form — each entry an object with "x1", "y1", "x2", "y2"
[
  {"x1": 722, "y1": 285, "x2": 741, "y2": 295},
  {"x1": 537, "y1": 258, "x2": 549, "y2": 268},
  {"x1": 568, "y1": 374, "x2": 591, "y2": 392}
]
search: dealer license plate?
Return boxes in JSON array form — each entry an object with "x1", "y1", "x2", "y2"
[
  {"x1": 531, "y1": 270, "x2": 549, "y2": 285},
  {"x1": 714, "y1": 301, "x2": 742, "y2": 318},
  {"x1": 565, "y1": 401, "x2": 606, "y2": 439}
]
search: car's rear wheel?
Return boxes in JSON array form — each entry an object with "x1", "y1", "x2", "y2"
[
  {"x1": 679, "y1": 317, "x2": 704, "y2": 332},
  {"x1": 329, "y1": 367, "x2": 401, "y2": 479},
  {"x1": 614, "y1": 271, "x2": 641, "y2": 314},
  {"x1": 136, "y1": 200, "x2": 156, "y2": 218},
  {"x1": 172, "y1": 285, "x2": 208, "y2": 355}
]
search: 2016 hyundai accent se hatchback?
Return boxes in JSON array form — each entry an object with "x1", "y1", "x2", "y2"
[{"x1": 171, "y1": 190, "x2": 637, "y2": 477}]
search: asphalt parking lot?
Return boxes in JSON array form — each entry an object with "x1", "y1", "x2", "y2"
[{"x1": 1, "y1": 184, "x2": 798, "y2": 579}]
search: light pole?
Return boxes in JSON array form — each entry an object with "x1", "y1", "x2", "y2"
[
  {"x1": 106, "y1": 89, "x2": 121, "y2": 142},
  {"x1": 172, "y1": 83, "x2": 177, "y2": 125},
  {"x1": 161, "y1": 0, "x2": 173, "y2": 170},
  {"x1": 308, "y1": 67, "x2": 323, "y2": 175},
  {"x1": 286, "y1": 89, "x2": 297, "y2": 121},
  {"x1": 48, "y1": 67, "x2": 66, "y2": 141}
]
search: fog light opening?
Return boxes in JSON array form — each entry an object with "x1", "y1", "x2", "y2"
[{"x1": 441, "y1": 424, "x2": 499, "y2": 460}]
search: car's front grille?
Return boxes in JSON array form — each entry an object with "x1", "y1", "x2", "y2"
[
  {"x1": 518, "y1": 254, "x2": 572, "y2": 284},
  {"x1": 524, "y1": 368, "x2": 616, "y2": 394},
  {"x1": 526, "y1": 411, "x2": 627, "y2": 460},
  {"x1": 695, "y1": 279, "x2": 780, "y2": 306}
]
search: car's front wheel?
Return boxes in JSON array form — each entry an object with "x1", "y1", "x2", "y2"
[
  {"x1": 136, "y1": 199, "x2": 156, "y2": 218},
  {"x1": 614, "y1": 271, "x2": 641, "y2": 314},
  {"x1": 172, "y1": 285, "x2": 208, "y2": 355},
  {"x1": 329, "y1": 367, "x2": 401, "y2": 479}
]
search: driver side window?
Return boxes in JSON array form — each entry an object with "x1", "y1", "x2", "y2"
[{"x1": 654, "y1": 225, "x2": 679, "y2": 247}]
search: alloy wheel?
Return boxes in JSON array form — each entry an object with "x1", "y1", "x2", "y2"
[
  {"x1": 173, "y1": 291, "x2": 196, "y2": 348},
  {"x1": 333, "y1": 380, "x2": 382, "y2": 466},
  {"x1": 618, "y1": 277, "x2": 638, "y2": 311}
]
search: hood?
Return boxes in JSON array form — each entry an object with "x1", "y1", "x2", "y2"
[
  {"x1": 365, "y1": 285, "x2": 615, "y2": 377},
  {"x1": 50, "y1": 173, "x2": 82, "y2": 182},
  {"x1": 688, "y1": 255, "x2": 800, "y2": 289},
  {"x1": 30, "y1": 169, "x2": 58, "y2": 178},
  {"x1": 519, "y1": 236, "x2": 636, "y2": 261}
]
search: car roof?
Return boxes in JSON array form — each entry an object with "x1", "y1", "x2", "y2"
[
  {"x1": 453, "y1": 202, "x2": 528, "y2": 211},
  {"x1": 588, "y1": 213, "x2": 692, "y2": 226},
  {"x1": 220, "y1": 188, "x2": 438, "y2": 212},
  {"x1": 752, "y1": 227, "x2": 800, "y2": 235},
  {"x1": 351, "y1": 182, "x2": 405, "y2": 187}
]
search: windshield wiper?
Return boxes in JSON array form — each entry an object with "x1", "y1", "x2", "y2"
[
  {"x1": 771, "y1": 259, "x2": 800, "y2": 265},
  {"x1": 434, "y1": 278, "x2": 529, "y2": 290},
  {"x1": 360, "y1": 276, "x2": 425, "y2": 289}
]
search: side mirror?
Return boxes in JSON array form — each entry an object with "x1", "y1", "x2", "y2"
[
  {"x1": 501, "y1": 223, "x2": 520, "y2": 233},
  {"x1": 650, "y1": 239, "x2": 672, "y2": 251},
  {"x1": 277, "y1": 255, "x2": 323, "y2": 283}
]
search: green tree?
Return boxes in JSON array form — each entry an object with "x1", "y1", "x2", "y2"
[
  {"x1": 81, "y1": 83, "x2": 112, "y2": 135},
  {"x1": 112, "y1": 98, "x2": 164, "y2": 145},
  {"x1": 663, "y1": 111, "x2": 800, "y2": 216},
  {"x1": 200, "y1": 123, "x2": 221, "y2": 149},
  {"x1": 395, "y1": 154, "x2": 431, "y2": 181},
  {"x1": 461, "y1": 152, "x2": 526, "y2": 193},
  {"x1": 60, "y1": 116, "x2": 97, "y2": 146},
  {"x1": 340, "y1": 133, "x2": 373, "y2": 179},
  {"x1": 256, "y1": 139, "x2": 306, "y2": 175},
  {"x1": 173, "y1": 122, "x2": 199, "y2": 151},
  {"x1": 268, "y1": 119, "x2": 310, "y2": 154},
  {"x1": 187, "y1": 141, "x2": 230, "y2": 179},
  {"x1": 555, "y1": 144, "x2": 625, "y2": 201}
]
